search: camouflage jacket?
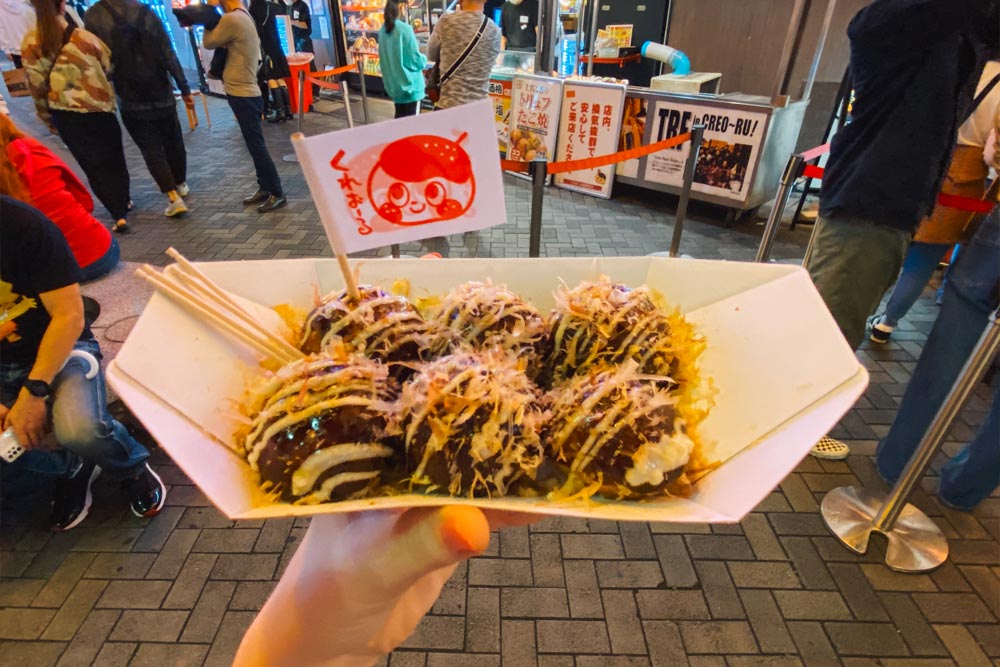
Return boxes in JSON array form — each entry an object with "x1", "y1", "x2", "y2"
[{"x1": 21, "y1": 27, "x2": 116, "y2": 128}]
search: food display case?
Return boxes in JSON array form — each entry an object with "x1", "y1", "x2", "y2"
[{"x1": 336, "y1": 0, "x2": 432, "y2": 94}]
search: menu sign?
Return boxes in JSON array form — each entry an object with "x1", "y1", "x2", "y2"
[
  {"x1": 554, "y1": 79, "x2": 627, "y2": 199},
  {"x1": 507, "y1": 74, "x2": 563, "y2": 164},
  {"x1": 644, "y1": 100, "x2": 768, "y2": 203},
  {"x1": 488, "y1": 74, "x2": 513, "y2": 156}
]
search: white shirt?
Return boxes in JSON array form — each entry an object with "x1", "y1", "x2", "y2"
[{"x1": 0, "y1": 0, "x2": 34, "y2": 55}]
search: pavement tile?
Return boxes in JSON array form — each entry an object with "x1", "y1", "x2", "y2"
[
  {"x1": 31, "y1": 553, "x2": 97, "y2": 608},
  {"x1": 401, "y1": 616, "x2": 465, "y2": 651},
  {"x1": 780, "y1": 537, "x2": 836, "y2": 590},
  {"x1": 879, "y1": 592, "x2": 948, "y2": 657},
  {"x1": 677, "y1": 620, "x2": 758, "y2": 654},
  {"x1": 0, "y1": 578, "x2": 46, "y2": 607},
  {"x1": 203, "y1": 611, "x2": 256, "y2": 667},
  {"x1": 501, "y1": 587, "x2": 569, "y2": 618},
  {"x1": 529, "y1": 534, "x2": 565, "y2": 588},
  {"x1": 92, "y1": 642, "x2": 137, "y2": 666},
  {"x1": 827, "y1": 563, "x2": 889, "y2": 621},
  {"x1": 40, "y1": 579, "x2": 108, "y2": 641},
  {"x1": 740, "y1": 513, "x2": 787, "y2": 561},
  {"x1": 388, "y1": 653, "x2": 427, "y2": 667},
  {"x1": 560, "y1": 534, "x2": 625, "y2": 560},
  {"x1": 739, "y1": 590, "x2": 795, "y2": 653},
  {"x1": 162, "y1": 553, "x2": 218, "y2": 610},
  {"x1": 696, "y1": 561, "x2": 745, "y2": 619},
  {"x1": 564, "y1": 560, "x2": 605, "y2": 619},
  {"x1": 0, "y1": 607, "x2": 57, "y2": 639},
  {"x1": 144, "y1": 529, "x2": 199, "y2": 580},
  {"x1": 825, "y1": 622, "x2": 911, "y2": 656},
  {"x1": 468, "y1": 558, "x2": 533, "y2": 587},
  {"x1": 618, "y1": 523, "x2": 657, "y2": 559},
  {"x1": 96, "y1": 580, "x2": 171, "y2": 609},
  {"x1": 536, "y1": 619, "x2": 611, "y2": 654},
  {"x1": 602, "y1": 590, "x2": 646, "y2": 654},
  {"x1": 595, "y1": 561, "x2": 664, "y2": 588},
  {"x1": 130, "y1": 642, "x2": 209, "y2": 666},
  {"x1": 685, "y1": 535, "x2": 754, "y2": 561},
  {"x1": 635, "y1": 590, "x2": 710, "y2": 620},
  {"x1": 653, "y1": 535, "x2": 698, "y2": 589},
  {"x1": 227, "y1": 581, "x2": 275, "y2": 611},
  {"x1": 0, "y1": 640, "x2": 67, "y2": 667},
  {"x1": 773, "y1": 590, "x2": 852, "y2": 621},
  {"x1": 957, "y1": 566, "x2": 1000, "y2": 618},
  {"x1": 210, "y1": 554, "x2": 279, "y2": 581},
  {"x1": 465, "y1": 587, "x2": 500, "y2": 652},
  {"x1": 180, "y1": 580, "x2": 236, "y2": 643},
  {"x1": 194, "y1": 529, "x2": 261, "y2": 554},
  {"x1": 727, "y1": 562, "x2": 801, "y2": 589},
  {"x1": 860, "y1": 563, "x2": 938, "y2": 592},
  {"x1": 501, "y1": 619, "x2": 537, "y2": 667},
  {"x1": 786, "y1": 620, "x2": 840, "y2": 667},
  {"x1": 934, "y1": 625, "x2": 993, "y2": 667},
  {"x1": 108, "y1": 610, "x2": 189, "y2": 642},
  {"x1": 431, "y1": 562, "x2": 466, "y2": 616},
  {"x1": 83, "y1": 553, "x2": 156, "y2": 580}
]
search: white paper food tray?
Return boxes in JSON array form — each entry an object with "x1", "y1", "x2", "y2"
[{"x1": 107, "y1": 257, "x2": 867, "y2": 523}]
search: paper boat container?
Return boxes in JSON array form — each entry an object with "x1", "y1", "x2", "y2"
[{"x1": 107, "y1": 257, "x2": 867, "y2": 523}]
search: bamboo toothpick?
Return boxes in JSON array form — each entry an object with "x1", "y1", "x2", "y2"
[{"x1": 337, "y1": 253, "x2": 361, "y2": 301}]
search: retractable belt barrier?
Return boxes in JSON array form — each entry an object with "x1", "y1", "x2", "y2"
[
  {"x1": 757, "y1": 143, "x2": 999, "y2": 264},
  {"x1": 303, "y1": 64, "x2": 359, "y2": 92},
  {"x1": 500, "y1": 131, "x2": 693, "y2": 175}
]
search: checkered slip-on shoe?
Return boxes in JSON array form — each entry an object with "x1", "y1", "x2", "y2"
[{"x1": 810, "y1": 436, "x2": 850, "y2": 460}]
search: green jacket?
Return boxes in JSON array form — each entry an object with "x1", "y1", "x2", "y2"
[{"x1": 377, "y1": 20, "x2": 426, "y2": 104}]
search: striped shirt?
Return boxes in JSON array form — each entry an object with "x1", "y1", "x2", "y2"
[{"x1": 427, "y1": 11, "x2": 501, "y2": 109}]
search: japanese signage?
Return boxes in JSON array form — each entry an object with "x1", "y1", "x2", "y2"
[
  {"x1": 507, "y1": 74, "x2": 563, "y2": 163},
  {"x1": 644, "y1": 100, "x2": 769, "y2": 203},
  {"x1": 617, "y1": 94, "x2": 648, "y2": 179},
  {"x1": 488, "y1": 74, "x2": 513, "y2": 156},
  {"x1": 554, "y1": 80, "x2": 627, "y2": 199},
  {"x1": 293, "y1": 99, "x2": 506, "y2": 253}
]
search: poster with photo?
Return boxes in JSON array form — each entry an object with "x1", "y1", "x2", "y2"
[
  {"x1": 616, "y1": 94, "x2": 649, "y2": 179},
  {"x1": 643, "y1": 101, "x2": 768, "y2": 203},
  {"x1": 507, "y1": 74, "x2": 563, "y2": 164},
  {"x1": 554, "y1": 79, "x2": 626, "y2": 199}
]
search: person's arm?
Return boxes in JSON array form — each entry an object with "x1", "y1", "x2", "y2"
[
  {"x1": 2, "y1": 284, "x2": 84, "y2": 448},
  {"x1": 148, "y1": 9, "x2": 191, "y2": 97},
  {"x1": 291, "y1": 2, "x2": 310, "y2": 31},
  {"x1": 202, "y1": 13, "x2": 236, "y2": 50},
  {"x1": 403, "y1": 24, "x2": 427, "y2": 73},
  {"x1": 20, "y1": 38, "x2": 55, "y2": 130},
  {"x1": 851, "y1": 0, "x2": 972, "y2": 57},
  {"x1": 426, "y1": 19, "x2": 441, "y2": 65}
]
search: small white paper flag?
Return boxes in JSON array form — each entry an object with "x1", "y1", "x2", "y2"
[{"x1": 293, "y1": 99, "x2": 507, "y2": 254}]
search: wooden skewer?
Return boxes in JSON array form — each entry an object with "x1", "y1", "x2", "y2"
[
  {"x1": 164, "y1": 248, "x2": 303, "y2": 359},
  {"x1": 337, "y1": 253, "x2": 361, "y2": 301},
  {"x1": 137, "y1": 266, "x2": 298, "y2": 365}
]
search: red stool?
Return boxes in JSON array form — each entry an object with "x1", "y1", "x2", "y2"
[{"x1": 286, "y1": 53, "x2": 315, "y2": 114}]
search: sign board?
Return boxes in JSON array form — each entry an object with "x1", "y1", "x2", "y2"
[
  {"x1": 554, "y1": 79, "x2": 627, "y2": 199},
  {"x1": 488, "y1": 74, "x2": 513, "y2": 156},
  {"x1": 293, "y1": 99, "x2": 506, "y2": 253},
  {"x1": 617, "y1": 93, "x2": 647, "y2": 179},
  {"x1": 507, "y1": 74, "x2": 563, "y2": 164},
  {"x1": 643, "y1": 99, "x2": 768, "y2": 203}
]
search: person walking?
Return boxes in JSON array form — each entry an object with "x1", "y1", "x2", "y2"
[
  {"x1": 0, "y1": 114, "x2": 119, "y2": 282},
  {"x1": 426, "y1": 0, "x2": 500, "y2": 110},
  {"x1": 868, "y1": 60, "x2": 1000, "y2": 343},
  {"x1": 378, "y1": 1, "x2": 426, "y2": 119},
  {"x1": 196, "y1": 0, "x2": 286, "y2": 212},
  {"x1": 22, "y1": 0, "x2": 132, "y2": 234},
  {"x1": 84, "y1": 0, "x2": 194, "y2": 219}
]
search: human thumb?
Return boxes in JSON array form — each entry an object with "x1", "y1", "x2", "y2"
[{"x1": 367, "y1": 506, "x2": 490, "y2": 599}]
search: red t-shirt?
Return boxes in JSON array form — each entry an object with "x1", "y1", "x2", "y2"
[{"x1": 7, "y1": 136, "x2": 112, "y2": 269}]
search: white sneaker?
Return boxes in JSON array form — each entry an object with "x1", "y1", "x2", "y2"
[
  {"x1": 165, "y1": 196, "x2": 188, "y2": 217},
  {"x1": 176, "y1": 182, "x2": 190, "y2": 197}
]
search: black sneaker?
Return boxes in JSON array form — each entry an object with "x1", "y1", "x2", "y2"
[
  {"x1": 868, "y1": 314, "x2": 894, "y2": 344},
  {"x1": 50, "y1": 461, "x2": 101, "y2": 532},
  {"x1": 121, "y1": 463, "x2": 167, "y2": 517}
]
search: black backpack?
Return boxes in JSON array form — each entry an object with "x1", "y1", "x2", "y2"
[{"x1": 100, "y1": 1, "x2": 166, "y2": 102}]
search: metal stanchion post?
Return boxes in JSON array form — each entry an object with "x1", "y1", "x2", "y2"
[
  {"x1": 297, "y1": 69, "x2": 305, "y2": 134},
  {"x1": 755, "y1": 153, "x2": 805, "y2": 263},
  {"x1": 529, "y1": 159, "x2": 547, "y2": 258},
  {"x1": 670, "y1": 125, "x2": 704, "y2": 258},
  {"x1": 801, "y1": 218, "x2": 821, "y2": 268},
  {"x1": 391, "y1": 244, "x2": 401, "y2": 258},
  {"x1": 282, "y1": 71, "x2": 308, "y2": 163},
  {"x1": 340, "y1": 80, "x2": 355, "y2": 128},
  {"x1": 357, "y1": 58, "x2": 370, "y2": 125},
  {"x1": 821, "y1": 308, "x2": 1000, "y2": 572}
]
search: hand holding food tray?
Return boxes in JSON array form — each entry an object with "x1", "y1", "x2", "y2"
[{"x1": 107, "y1": 255, "x2": 867, "y2": 523}]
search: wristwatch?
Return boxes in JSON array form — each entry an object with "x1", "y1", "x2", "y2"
[{"x1": 23, "y1": 379, "x2": 52, "y2": 399}]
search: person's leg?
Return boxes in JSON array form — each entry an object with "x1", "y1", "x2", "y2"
[
  {"x1": 52, "y1": 111, "x2": 131, "y2": 225},
  {"x1": 227, "y1": 95, "x2": 284, "y2": 198},
  {"x1": 120, "y1": 111, "x2": 177, "y2": 194},
  {"x1": 805, "y1": 214, "x2": 912, "y2": 349},
  {"x1": 11, "y1": 53, "x2": 23, "y2": 68},
  {"x1": 880, "y1": 242, "x2": 953, "y2": 327},
  {"x1": 162, "y1": 108, "x2": 188, "y2": 190},
  {"x1": 938, "y1": 374, "x2": 1000, "y2": 510},
  {"x1": 79, "y1": 238, "x2": 121, "y2": 283},
  {"x1": 395, "y1": 102, "x2": 418, "y2": 118},
  {"x1": 876, "y1": 211, "x2": 1000, "y2": 492},
  {"x1": 48, "y1": 339, "x2": 166, "y2": 517}
]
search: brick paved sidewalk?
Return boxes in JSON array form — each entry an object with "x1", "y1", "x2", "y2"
[{"x1": 1, "y1": 94, "x2": 997, "y2": 667}]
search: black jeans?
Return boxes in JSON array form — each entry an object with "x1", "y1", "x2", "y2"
[
  {"x1": 121, "y1": 108, "x2": 187, "y2": 194},
  {"x1": 394, "y1": 102, "x2": 419, "y2": 118},
  {"x1": 226, "y1": 95, "x2": 282, "y2": 196},
  {"x1": 51, "y1": 110, "x2": 130, "y2": 220}
]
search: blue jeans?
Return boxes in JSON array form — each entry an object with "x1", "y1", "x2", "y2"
[
  {"x1": 0, "y1": 339, "x2": 149, "y2": 482},
  {"x1": 876, "y1": 210, "x2": 1000, "y2": 510},
  {"x1": 882, "y1": 241, "x2": 952, "y2": 327},
  {"x1": 227, "y1": 95, "x2": 282, "y2": 196},
  {"x1": 79, "y1": 238, "x2": 121, "y2": 284}
]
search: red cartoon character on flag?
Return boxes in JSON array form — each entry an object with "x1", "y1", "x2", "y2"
[{"x1": 366, "y1": 133, "x2": 477, "y2": 226}]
